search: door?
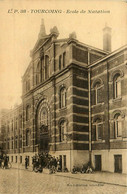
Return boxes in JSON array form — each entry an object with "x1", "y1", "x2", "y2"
[
  {"x1": 95, "y1": 155, "x2": 101, "y2": 171},
  {"x1": 59, "y1": 155, "x2": 62, "y2": 171},
  {"x1": 63, "y1": 155, "x2": 66, "y2": 170},
  {"x1": 114, "y1": 155, "x2": 122, "y2": 173}
]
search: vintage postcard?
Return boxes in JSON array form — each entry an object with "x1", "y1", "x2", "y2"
[{"x1": 0, "y1": 0, "x2": 127, "y2": 193}]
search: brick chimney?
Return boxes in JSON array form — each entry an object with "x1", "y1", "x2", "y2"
[{"x1": 103, "y1": 24, "x2": 111, "y2": 52}]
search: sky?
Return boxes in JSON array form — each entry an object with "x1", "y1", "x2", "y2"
[{"x1": 0, "y1": 0, "x2": 127, "y2": 110}]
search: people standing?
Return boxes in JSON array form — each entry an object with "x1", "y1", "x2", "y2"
[{"x1": 25, "y1": 156, "x2": 28, "y2": 169}]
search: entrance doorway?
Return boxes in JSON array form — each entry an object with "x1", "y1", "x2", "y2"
[
  {"x1": 114, "y1": 155, "x2": 122, "y2": 173},
  {"x1": 59, "y1": 155, "x2": 67, "y2": 171},
  {"x1": 95, "y1": 155, "x2": 101, "y2": 171}
]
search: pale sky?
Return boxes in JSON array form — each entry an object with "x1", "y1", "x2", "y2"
[{"x1": 0, "y1": 0, "x2": 127, "y2": 110}]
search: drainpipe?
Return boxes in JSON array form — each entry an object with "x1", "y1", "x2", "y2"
[
  {"x1": 53, "y1": 42, "x2": 56, "y2": 152},
  {"x1": 88, "y1": 50, "x2": 92, "y2": 165}
]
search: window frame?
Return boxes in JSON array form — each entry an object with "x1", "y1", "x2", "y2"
[
  {"x1": 114, "y1": 114, "x2": 122, "y2": 138},
  {"x1": 59, "y1": 120, "x2": 67, "y2": 142},
  {"x1": 60, "y1": 87, "x2": 67, "y2": 109},
  {"x1": 94, "y1": 119, "x2": 103, "y2": 141},
  {"x1": 26, "y1": 130, "x2": 30, "y2": 146},
  {"x1": 113, "y1": 74, "x2": 121, "y2": 99}
]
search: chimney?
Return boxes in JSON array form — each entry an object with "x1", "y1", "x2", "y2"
[
  {"x1": 38, "y1": 19, "x2": 46, "y2": 39},
  {"x1": 103, "y1": 24, "x2": 112, "y2": 52}
]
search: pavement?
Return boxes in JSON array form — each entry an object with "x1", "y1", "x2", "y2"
[
  {"x1": 12, "y1": 163, "x2": 127, "y2": 187},
  {"x1": 0, "y1": 168, "x2": 127, "y2": 194}
]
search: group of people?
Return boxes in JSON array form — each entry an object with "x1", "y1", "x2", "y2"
[
  {"x1": 72, "y1": 164, "x2": 93, "y2": 174},
  {"x1": 0, "y1": 154, "x2": 9, "y2": 169},
  {"x1": 31, "y1": 153, "x2": 63, "y2": 173}
]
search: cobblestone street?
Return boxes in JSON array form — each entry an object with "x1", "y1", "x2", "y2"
[{"x1": 0, "y1": 169, "x2": 127, "y2": 194}]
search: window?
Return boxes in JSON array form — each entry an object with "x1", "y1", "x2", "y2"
[
  {"x1": 19, "y1": 136, "x2": 22, "y2": 148},
  {"x1": 60, "y1": 88, "x2": 66, "y2": 108},
  {"x1": 26, "y1": 130, "x2": 30, "y2": 146},
  {"x1": 19, "y1": 115, "x2": 22, "y2": 128},
  {"x1": 11, "y1": 120, "x2": 13, "y2": 131},
  {"x1": 40, "y1": 108, "x2": 48, "y2": 126},
  {"x1": 26, "y1": 105, "x2": 30, "y2": 121},
  {"x1": 95, "y1": 82, "x2": 101, "y2": 105},
  {"x1": 7, "y1": 122, "x2": 9, "y2": 132},
  {"x1": 94, "y1": 119, "x2": 102, "y2": 140},
  {"x1": 15, "y1": 156, "x2": 17, "y2": 163},
  {"x1": 26, "y1": 79, "x2": 30, "y2": 91},
  {"x1": 7, "y1": 140, "x2": 10, "y2": 149},
  {"x1": 15, "y1": 118, "x2": 18, "y2": 130},
  {"x1": 114, "y1": 114, "x2": 122, "y2": 138},
  {"x1": 11, "y1": 139, "x2": 13, "y2": 149},
  {"x1": 45, "y1": 55, "x2": 49, "y2": 79},
  {"x1": 36, "y1": 62, "x2": 42, "y2": 85},
  {"x1": 60, "y1": 121, "x2": 67, "y2": 142},
  {"x1": 63, "y1": 52, "x2": 66, "y2": 68},
  {"x1": 20, "y1": 156, "x2": 22, "y2": 163},
  {"x1": 113, "y1": 74, "x2": 121, "y2": 99},
  {"x1": 59, "y1": 55, "x2": 62, "y2": 70},
  {"x1": 15, "y1": 137, "x2": 18, "y2": 149}
]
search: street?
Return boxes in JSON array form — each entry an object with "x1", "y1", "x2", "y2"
[{"x1": 0, "y1": 168, "x2": 127, "y2": 194}]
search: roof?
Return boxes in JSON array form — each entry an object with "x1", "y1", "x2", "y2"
[{"x1": 88, "y1": 44, "x2": 127, "y2": 68}]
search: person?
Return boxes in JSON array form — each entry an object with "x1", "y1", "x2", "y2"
[
  {"x1": 32, "y1": 156, "x2": 36, "y2": 171},
  {"x1": 25, "y1": 156, "x2": 28, "y2": 169},
  {"x1": 71, "y1": 166, "x2": 77, "y2": 174},
  {"x1": 3, "y1": 155, "x2": 8, "y2": 169},
  {"x1": 53, "y1": 156, "x2": 57, "y2": 173},
  {"x1": 0, "y1": 157, "x2": 2, "y2": 168},
  {"x1": 86, "y1": 166, "x2": 92, "y2": 173},
  {"x1": 81, "y1": 165, "x2": 86, "y2": 173},
  {"x1": 56, "y1": 158, "x2": 61, "y2": 172}
]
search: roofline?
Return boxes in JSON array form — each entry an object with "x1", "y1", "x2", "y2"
[
  {"x1": 88, "y1": 44, "x2": 127, "y2": 68},
  {"x1": 73, "y1": 39, "x2": 109, "y2": 54}
]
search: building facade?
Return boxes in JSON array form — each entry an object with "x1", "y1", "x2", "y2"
[{"x1": 1, "y1": 20, "x2": 127, "y2": 173}]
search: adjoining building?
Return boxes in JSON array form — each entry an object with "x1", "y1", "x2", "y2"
[{"x1": 1, "y1": 19, "x2": 127, "y2": 173}]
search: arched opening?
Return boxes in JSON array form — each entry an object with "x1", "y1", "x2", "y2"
[
  {"x1": 114, "y1": 113, "x2": 122, "y2": 138},
  {"x1": 113, "y1": 74, "x2": 121, "y2": 99},
  {"x1": 36, "y1": 101, "x2": 50, "y2": 153}
]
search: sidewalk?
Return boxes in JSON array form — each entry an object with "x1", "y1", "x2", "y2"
[
  {"x1": 55, "y1": 171, "x2": 127, "y2": 187},
  {"x1": 12, "y1": 164, "x2": 127, "y2": 187}
]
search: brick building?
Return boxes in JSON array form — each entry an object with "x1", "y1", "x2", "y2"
[{"x1": 1, "y1": 20, "x2": 127, "y2": 173}]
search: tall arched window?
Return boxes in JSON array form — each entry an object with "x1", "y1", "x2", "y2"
[
  {"x1": 26, "y1": 105, "x2": 30, "y2": 121},
  {"x1": 60, "y1": 88, "x2": 67, "y2": 108},
  {"x1": 59, "y1": 55, "x2": 62, "y2": 70},
  {"x1": 7, "y1": 139, "x2": 10, "y2": 149},
  {"x1": 45, "y1": 55, "x2": 49, "y2": 79},
  {"x1": 26, "y1": 130, "x2": 30, "y2": 146},
  {"x1": 94, "y1": 119, "x2": 102, "y2": 140},
  {"x1": 40, "y1": 108, "x2": 48, "y2": 126},
  {"x1": 94, "y1": 82, "x2": 101, "y2": 105},
  {"x1": 26, "y1": 79, "x2": 30, "y2": 91},
  {"x1": 11, "y1": 120, "x2": 13, "y2": 131},
  {"x1": 15, "y1": 136, "x2": 18, "y2": 149},
  {"x1": 114, "y1": 113, "x2": 122, "y2": 138},
  {"x1": 36, "y1": 62, "x2": 42, "y2": 85},
  {"x1": 60, "y1": 120, "x2": 67, "y2": 142},
  {"x1": 113, "y1": 74, "x2": 121, "y2": 99},
  {"x1": 15, "y1": 118, "x2": 18, "y2": 130},
  {"x1": 19, "y1": 135, "x2": 22, "y2": 148},
  {"x1": 63, "y1": 52, "x2": 66, "y2": 68},
  {"x1": 11, "y1": 137, "x2": 13, "y2": 149}
]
